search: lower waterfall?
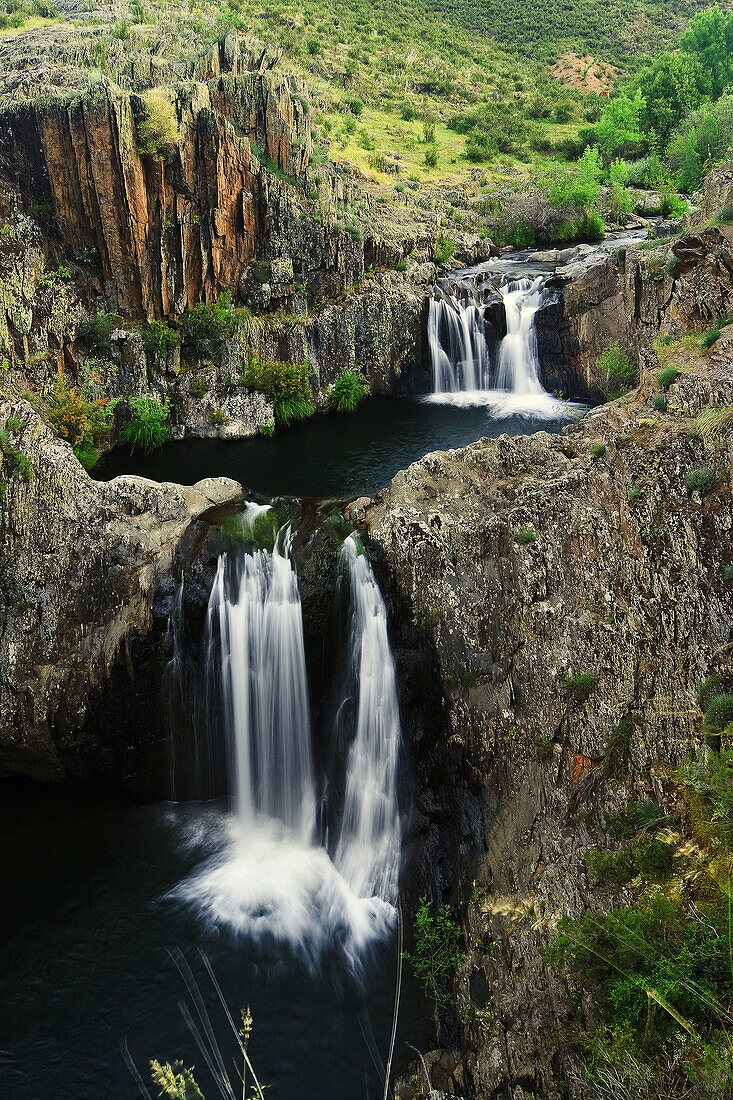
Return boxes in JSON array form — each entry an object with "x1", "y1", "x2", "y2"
[
  {"x1": 427, "y1": 272, "x2": 564, "y2": 414},
  {"x1": 178, "y1": 524, "x2": 401, "y2": 965}
]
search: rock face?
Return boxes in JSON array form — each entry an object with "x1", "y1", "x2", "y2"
[
  {"x1": 0, "y1": 397, "x2": 242, "y2": 782},
  {"x1": 361, "y1": 325, "x2": 733, "y2": 1096}
]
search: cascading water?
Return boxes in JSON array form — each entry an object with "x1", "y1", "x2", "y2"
[
  {"x1": 495, "y1": 276, "x2": 546, "y2": 397},
  {"x1": 427, "y1": 269, "x2": 569, "y2": 416},
  {"x1": 178, "y1": 519, "x2": 401, "y2": 964},
  {"x1": 334, "y1": 534, "x2": 400, "y2": 905}
]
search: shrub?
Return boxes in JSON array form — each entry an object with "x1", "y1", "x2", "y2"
[
  {"x1": 604, "y1": 718, "x2": 633, "y2": 779},
  {"x1": 537, "y1": 735, "x2": 554, "y2": 762},
  {"x1": 700, "y1": 317, "x2": 729, "y2": 352},
  {"x1": 121, "y1": 394, "x2": 171, "y2": 453},
  {"x1": 703, "y1": 694, "x2": 733, "y2": 734},
  {"x1": 244, "y1": 356, "x2": 314, "y2": 427},
  {"x1": 434, "y1": 236, "x2": 456, "y2": 264},
  {"x1": 696, "y1": 404, "x2": 733, "y2": 438},
  {"x1": 403, "y1": 897, "x2": 464, "y2": 1037},
  {"x1": 713, "y1": 206, "x2": 733, "y2": 225},
  {"x1": 188, "y1": 378, "x2": 209, "y2": 399},
  {"x1": 515, "y1": 526, "x2": 536, "y2": 545},
  {"x1": 697, "y1": 674, "x2": 728, "y2": 711},
  {"x1": 585, "y1": 848, "x2": 637, "y2": 887},
  {"x1": 143, "y1": 320, "x2": 179, "y2": 357},
  {"x1": 598, "y1": 341, "x2": 636, "y2": 392},
  {"x1": 424, "y1": 144, "x2": 438, "y2": 167},
  {"x1": 651, "y1": 393, "x2": 667, "y2": 411},
  {"x1": 328, "y1": 370, "x2": 368, "y2": 413},
  {"x1": 684, "y1": 465, "x2": 716, "y2": 495},
  {"x1": 76, "y1": 311, "x2": 118, "y2": 355},
  {"x1": 258, "y1": 419, "x2": 275, "y2": 437},
  {"x1": 564, "y1": 672, "x2": 599, "y2": 704},
  {"x1": 591, "y1": 442, "x2": 606, "y2": 459},
  {"x1": 628, "y1": 486, "x2": 642, "y2": 502},
  {"x1": 179, "y1": 293, "x2": 238, "y2": 354},
  {"x1": 344, "y1": 95, "x2": 364, "y2": 117},
  {"x1": 208, "y1": 408, "x2": 229, "y2": 426},
  {"x1": 725, "y1": 564, "x2": 733, "y2": 582},
  {"x1": 47, "y1": 377, "x2": 117, "y2": 463},
  {"x1": 73, "y1": 440, "x2": 101, "y2": 471},
  {"x1": 657, "y1": 366, "x2": 679, "y2": 390},
  {"x1": 137, "y1": 88, "x2": 178, "y2": 156}
]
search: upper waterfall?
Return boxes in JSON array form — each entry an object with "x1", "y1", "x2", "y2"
[{"x1": 427, "y1": 266, "x2": 568, "y2": 416}]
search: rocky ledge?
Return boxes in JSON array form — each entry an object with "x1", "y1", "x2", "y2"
[{"x1": 0, "y1": 396, "x2": 242, "y2": 781}]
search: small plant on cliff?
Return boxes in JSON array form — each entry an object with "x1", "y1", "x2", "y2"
[
  {"x1": 684, "y1": 465, "x2": 716, "y2": 496},
  {"x1": 701, "y1": 315, "x2": 730, "y2": 353},
  {"x1": 47, "y1": 376, "x2": 117, "y2": 469},
  {"x1": 180, "y1": 293, "x2": 239, "y2": 356},
  {"x1": 598, "y1": 341, "x2": 636, "y2": 396},
  {"x1": 434, "y1": 235, "x2": 456, "y2": 264},
  {"x1": 137, "y1": 88, "x2": 179, "y2": 156},
  {"x1": 122, "y1": 394, "x2": 171, "y2": 453},
  {"x1": 515, "y1": 525, "x2": 536, "y2": 545},
  {"x1": 657, "y1": 366, "x2": 680, "y2": 390},
  {"x1": 328, "y1": 370, "x2": 368, "y2": 413},
  {"x1": 76, "y1": 310, "x2": 119, "y2": 356},
  {"x1": 244, "y1": 355, "x2": 314, "y2": 427},
  {"x1": 258, "y1": 419, "x2": 275, "y2": 437},
  {"x1": 703, "y1": 694, "x2": 733, "y2": 736},
  {"x1": 537, "y1": 735, "x2": 554, "y2": 762},
  {"x1": 404, "y1": 897, "x2": 464, "y2": 1037},
  {"x1": 142, "y1": 320, "x2": 179, "y2": 358},
  {"x1": 603, "y1": 718, "x2": 633, "y2": 779},
  {"x1": 591, "y1": 441, "x2": 607, "y2": 460},
  {"x1": 564, "y1": 671, "x2": 599, "y2": 704},
  {"x1": 651, "y1": 393, "x2": 667, "y2": 411},
  {"x1": 696, "y1": 405, "x2": 733, "y2": 439},
  {"x1": 725, "y1": 564, "x2": 733, "y2": 583}
]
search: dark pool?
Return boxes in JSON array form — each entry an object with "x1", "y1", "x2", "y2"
[
  {"x1": 0, "y1": 780, "x2": 431, "y2": 1100},
  {"x1": 95, "y1": 395, "x2": 582, "y2": 499}
]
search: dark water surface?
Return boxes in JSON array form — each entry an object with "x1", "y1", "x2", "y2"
[
  {"x1": 0, "y1": 780, "x2": 430, "y2": 1100},
  {"x1": 96, "y1": 396, "x2": 579, "y2": 499}
]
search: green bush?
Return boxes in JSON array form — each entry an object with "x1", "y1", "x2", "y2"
[
  {"x1": 657, "y1": 366, "x2": 680, "y2": 390},
  {"x1": 651, "y1": 393, "x2": 667, "y2": 411},
  {"x1": 684, "y1": 465, "x2": 716, "y2": 495},
  {"x1": 703, "y1": 694, "x2": 733, "y2": 735},
  {"x1": 137, "y1": 88, "x2": 178, "y2": 156},
  {"x1": 47, "y1": 377, "x2": 117, "y2": 467},
  {"x1": 604, "y1": 718, "x2": 633, "y2": 779},
  {"x1": 143, "y1": 320, "x2": 179, "y2": 357},
  {"x1": 564, "y1": 671, "x2": 599, "y2": 704},
  {"x1": 515, "y1": 525, "x2": 536, "y2": 545},
  {"x1": 536, "y1": 735, "x2": 554, "y2": 762},
  {"x1": 121, "y1": 394, "x2": 171, "y2": 453},
  {"x1": 628, "y1": 486, "x2": 642, "y2": 502},
  {"x1": 403, "y1": 897, "x2": 464, "y2": 1036},
  {"x1": 180, "y1": 293, "x2": 239, "y2": 354},
  {"x1": 713, "y1": 206, "x2": 733, "y2": 225},
  {"x1": 76, "y1": 311, "x2": 118, "y2": 355},
  {"x1": 697, "y1": 674, "x2": 728, "y2": 711},
  {"x1": 434, "y1": 236, "x2": 456, "y2": 264},
  {"x1": 244, "y1": 356, "x2": 315, "y2": 427},
  {"x1": 424, "y1": 144, "x2": 438, "y2": 167},
  {"x1": 585, "y1": 848, "x2": 637, "y2": 887},
  {"x1": 598, "y1": 341, "x2": 636, "y2": 392},
  {"x1": 725, "y1": 564, "x2": 733, "y2": 582},
  {"x1": 188, "y1": 378, "x2": 209, "y2": 399},
  {"x1": 591, "y1": 442, "x2": 606, "y2": 459},
  {"x1": 258, "y1": 419, "x2": 275, "y2": 437},
  {"x1": 328, "y1": 370, "x2": 369, "y2": 413}
]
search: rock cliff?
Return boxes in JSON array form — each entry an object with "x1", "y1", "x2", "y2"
[{"x1": 0, "y1": 396, "x2": 242, "y2": 782}]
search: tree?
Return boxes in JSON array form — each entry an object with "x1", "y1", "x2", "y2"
[
  {"x1": 404, "y1": 897, "x2": 464, "y2": 1038},
  {"x1": 633, "y1": 53, "x2": 711, "y2": 153},
  {"x1": 589, "y1": 90, "x2": 645, "y2": 161},
  {"x1": 680, "y1": 7, "x2": 733, "y2": 99}
]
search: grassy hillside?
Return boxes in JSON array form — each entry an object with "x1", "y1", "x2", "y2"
[{"x1": 427, "y1": 0, "x2": 710, "y2": 64}]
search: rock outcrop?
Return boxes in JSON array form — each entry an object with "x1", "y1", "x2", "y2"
[
  {"x1": 0, "y1": 397, "x2": 242, "y2": 782},
  {"x1": 360, "y1": 327, "x2": 733, "y2": 1097}
]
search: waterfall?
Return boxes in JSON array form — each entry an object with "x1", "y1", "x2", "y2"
[
  {"x1": 178, "y1": 520, "x2": 401, "y2": 963},
  {"x1": 334, "y1": 534, "x2": 400, "y2": 905},
  {"x1": 208, "y1": 534, "x2": 316, "y2": 840},
  {"x1": 427, "y1": 272, "x2": 562, "y2": 412},
  {"x1": 428, "y1": 294, "x2": 491, "y2": 394},
  {"x1": 495, "y1": 276, "x2": 546, "y2": 396}
]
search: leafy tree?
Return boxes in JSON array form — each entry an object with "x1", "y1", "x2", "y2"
[
  {"x1": 586, "y1": 90, "x2": 645, "y2": 161},
  {"x1": 680, "y1": 6, "x2": 733, "y2": 99},
  {"x1": 633, "y1": 52, "x2": 711, "y2": 153}
]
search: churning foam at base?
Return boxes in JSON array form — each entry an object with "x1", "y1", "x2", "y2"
[
  {"x1": 421, "y1": 388, "x2": 583, "y2": 418},
  {"x1": 174, "y1": 812, "x2": 396, "y2": 969}
]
